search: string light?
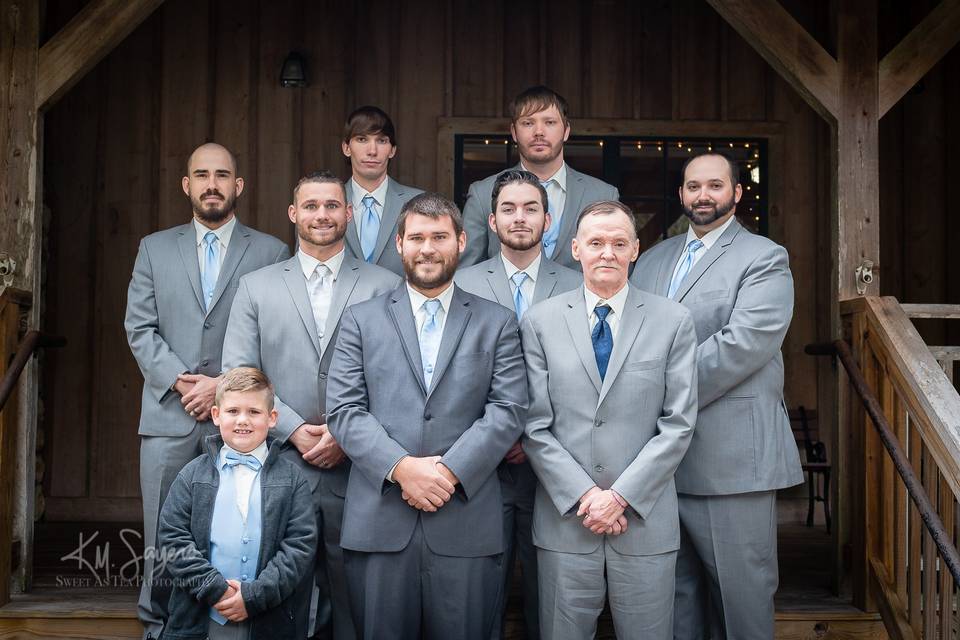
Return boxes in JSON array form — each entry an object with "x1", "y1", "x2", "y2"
[
  {"x1": 686, "y1": 147, "x2": 692, "y2": 153},
  {"x1": 729, "y1": 143, "x2": 734, "y2": 148},
  {"x1": 484, "y1": 139, "x2": 490, "y2": 145},
  {"x1": 677, "y1": 142, "x2": 683, "y2": 149},
  {"x1": 657, "y1": 144, "x2": 662, "y2": 151},
  {"x1": 744, "y1": 143, "x2": 750, "y2": 148},
  {"x1": 599, "y1": 140, "x2": 604, "y2": 147}
]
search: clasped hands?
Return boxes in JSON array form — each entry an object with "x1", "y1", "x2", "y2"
[
  {"x1": 578, "y1": 486, "x2": 628, "y2": 536},
  {"x1": 290, "y1": 423, "x2": 346, "y2": 469},
  {"x1": 175, "y1": 373, "x2": 220, "y2": 422},
  {"x1": 214, "y1": 578, "x2": 248, "y2": 622},
  {"x1": 395, "y1": 456, "x2": 459, "y2": 512}
]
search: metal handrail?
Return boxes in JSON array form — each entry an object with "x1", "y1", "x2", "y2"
[
  {"x1": 807, "y1": 340, "x2": 960, "y2": 583},
  {"x1": 0, "y1": 331, "x2": 65, "y2": 413}
]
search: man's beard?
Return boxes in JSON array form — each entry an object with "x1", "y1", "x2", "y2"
[
  {"x1": 498, "y1": 225, "x2": 543, "y2": 251},
  {"x1": 404, "y1": 254, "x2": 458, "y2": 290},
  {"x1": 192, "y1": 190, "x2": 237, "y2": 223},
  {"x1": 683, "y1": 195, "x2": 736, "y2": 226},
  {"x1": 297, "y1": 219, "x2": 347, "y2": 249}
]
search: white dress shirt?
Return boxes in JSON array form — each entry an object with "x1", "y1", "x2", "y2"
[
  {"x1": 668, "y1": 214, "x2": 736, "y2": 288},
  {"x1": 218, "y1": 440, "x2": 268, "y2": 521},
  {"x1": 297, "y1": 248, "x2": 345, "y2": 341},
  {"x1": 350, "y1": 176, "x2": 390, "y2": 237},
  {"x1": 501, "y1": 253, "x2": 541, "y2": 304},
  {"x1": 584, "y1": 282, "x2": 629, "y2": 340},
  {"x1": 194, "y1": 215, "x2": 236, "y2": 277},
  {"x1": 521, "y1": 161, "x2": 567, "y2": 220},
  {"x1": 407, "y1": 281, "x2": 456, "y2": 336}
]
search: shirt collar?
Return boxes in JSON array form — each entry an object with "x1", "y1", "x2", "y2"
[
  {"x1": 684, "y1": 213, "x2": 736, "y2": 252},
  {"x1": 350, "y1": 175, "x2": 390, "y2": 207},
  {"x1": 584, "y1": 282, "x2": 629, "y2": 320},
  {"x1": 297, "y1": 248, "x2": 346, "y2": 281},
  {"x1": 218, "y1": 439, "x2": 268, "y2": 468},
  {"x1": 500, "y1": 252, "x2": 542, "y2": 283},
  {"x1": 407, "y1": 280, "x2": 456, "y2": 317},
  {"x1": 194, "y1": 215, "x2": 237, "y2": 248},
  {"x1": 519, "y1": 161, "x2": 567, "y2": 193}
]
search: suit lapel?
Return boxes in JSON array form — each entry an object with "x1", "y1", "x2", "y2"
[
  {"x1": 484, "y1": 258, "x2": 514, "y2": 307},
  {"x1": 322, "y1": 256, "x2": 361, "y2": 353},
  {"x1": 597, "y1": 287, "x2": 645, "y2": 406},
  {"x1": 428, "y1": 287, "x2": 471, "y2": 397},
  {"x1": 388, "y1": 287, "x2": 428, "y2": 395},
  {"x1": 532, "y1": 258, "x2": 561, "y2": 303},
  {"x1": 343, "y1": 181, "x2": 363, "y2": 258},
  {"x1": 177, "y1": 225, "x2": 205, "y2": 310},
  {"x1": 554, "y1": 168, "x2": 586, "y2": 258},
  {"x1": 673, "y1": 219, "x2": 742, "y2": 303},
  {"x1": 207, "y1": 222, "x2": 251, "y2": 314},
  {"x1": 563, "y1": 288, "x2": 602, "y2": 394},
  {"x1": 371, "y1": 180, "x2": 403, "y2": 263},
  {"x1": 281, "y1": 258, "x2": 321, "y2": 357},
  {"x1": 656, "y1": 236, "x2": 686, "y2": 297}
]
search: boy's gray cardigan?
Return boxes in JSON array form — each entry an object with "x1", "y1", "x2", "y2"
[{"x1": 158, "y1": 434, "x2": 317, "y2": 640}]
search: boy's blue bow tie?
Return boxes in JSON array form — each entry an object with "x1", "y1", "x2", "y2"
[{"x1": 224, "y1": 450, "x2": 262, "y2": 471}]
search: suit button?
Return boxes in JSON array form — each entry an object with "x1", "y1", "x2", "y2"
[
  {"x1": 203, "y1": 322, "x2": 212, "y2": 329},
  {"x1": 594, "y1": 419, "x2": 603, "y2": 428},
  {"x1": 241, "y1": 537, "x2": 249, "y2": 544},
  {"x1": 241, "y1": 556, "x2": 248, "y2": 563},
  {"x1": 318, "y1": 373, "x2": 327, "y2": 380},
  {"x1": 241, "y1": 574, "x2": 248, "y2": 580},
  {"x1": 200, "y1": 359, "x2": 209, "y2": 367},
  {"x1": 595, "y1": 465, "x2": 604, "y2": 473},
  {"x1": 424, "y1": 413, "x2": 432, "y2": 420}
]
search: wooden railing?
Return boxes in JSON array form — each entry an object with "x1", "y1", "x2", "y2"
[{"x1": 838, "y1": 297, "x2": 960, "y2": 639}]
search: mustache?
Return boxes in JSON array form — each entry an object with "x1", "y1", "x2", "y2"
[{"x1": 201, "y1": 189, "x2": 224, "y2": 199}]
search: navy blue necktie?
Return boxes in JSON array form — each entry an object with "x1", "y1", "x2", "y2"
[
  {"x1": 592, "y1": 305, "x2": 613, "y2": 380},
  {"x1": 224, "y1": 450, "x2": 262, "y2": 471}
]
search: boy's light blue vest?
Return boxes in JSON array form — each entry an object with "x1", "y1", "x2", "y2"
[{"x1": 208, "y1": 459, "x2": 262, "y2": 624}]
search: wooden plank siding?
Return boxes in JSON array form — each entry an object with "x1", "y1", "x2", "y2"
[{"x1": 36, "y1": 0, "x2": 955, "y2": 520}]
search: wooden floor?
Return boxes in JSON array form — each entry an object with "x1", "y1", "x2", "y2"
[{"x1": 0, "y1": 521, "x2": 885, "y2": 639}]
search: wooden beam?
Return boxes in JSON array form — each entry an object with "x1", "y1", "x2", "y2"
[
  {"x1": 706, "y1": 0, "x2": 839, "y2": 122},
  {"x1": 878, "y1": 0, "x2": 960, "y2": 118},
  {"x1": 36, "y1": 0, "x2": 165, "y2": 111}
]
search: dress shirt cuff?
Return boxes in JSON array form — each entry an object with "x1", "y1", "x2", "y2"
[
  {"x1": 386, "y1": 456, "x2": 407, "y2": 483},
  {"x1": 611, "y1": 490, "x2": 628, "y2": 509}
]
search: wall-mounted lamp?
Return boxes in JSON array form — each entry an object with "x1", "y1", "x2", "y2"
[{"x1": 280, "y1": 52, "x2": 308, "y2": 88}]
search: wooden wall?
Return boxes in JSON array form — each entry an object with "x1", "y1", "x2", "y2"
[{"x1": 37, "y1": 0, "x2": 903, "y2": 520}]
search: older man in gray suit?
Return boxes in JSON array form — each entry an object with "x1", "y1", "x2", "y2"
[
  {"x1": 461, "y1": 86, "x2": 619, "y2": 270},
  {"x1": 455, "y1": 169, "x2": 580, "y2": 640},
  {"x1": 630, "y1": 152, "x2": 803, "y2": 639},
  {"x1": 327, "y1": 193, "x2": 528, "y2": 640},
  {"x1": 341, "y1": 106, "x2": 424, "y2": 276},
  {"x1": 222, "y1": 171, "x2": 401, "y2": 639},
  {"x1": 521, "y1": 200, "x2": 698, "y2": 640},
  {"x1": 125, "y1": 143, "x2": 289, "y2": 639}
]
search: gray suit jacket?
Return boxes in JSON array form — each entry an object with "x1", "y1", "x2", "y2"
[
  {"x1": 221, "y1": 253, "x2": 402, "y2": 495},
  {"x1": 326, "y1": 285, "x2": 528, "y2": 557},
  {"x1": 521, "y1": 285, "x2": 698, "y2": 556},
  {"x1": 125, "y1": 221, "x2": 290, "y2": 437},
  {"x1": 344, "y1": 178, "x2": 424, "y2": 277},
  {"x1": 454, "y1": 255, "x2": 582, "y2": 309},
  {"x1": 630, "y1": 219, "x2": 804, "y2": 495},
  {"x1": 460, "y1": 164, "x2": 619, "y2": 270}
]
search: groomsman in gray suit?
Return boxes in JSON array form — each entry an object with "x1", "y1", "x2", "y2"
[
  {"x1": 630, "y1": 152, "x2": 803, "y2": 639},
  {"x1": 326, "y1": 193, "x2": 528, "y2": 640},
  {"x1": 125, "y1": 143, "x2": 289, "y2": 639},
  {"x1": 222, "y1": 171, "x2": 401, "y2": 639},
  {"x1": 521, "y1": 200, "x2": 699, "y2": 639},
  {"x1": 455, "y1": 169, "x2": 580, "y2": 640},
  {"x1": 461, "y1": 85, "x2": 619, "y2": 270},
  {"x1": 342, "y1": 106, "x2": 424, "y2": 276}
]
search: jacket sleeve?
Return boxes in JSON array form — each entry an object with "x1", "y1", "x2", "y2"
[
  {"x1": 697, "y1": 244, "x2": 794, "y2": 408},
  {"x1": 158, "y1": 470, "x2": 229, "y2": 607},
  {"x1": 610, "y1": 311, "x2": 698, "y2": 518},
  {"x1": 125, "y1": 238, "x2": 190, "y2": 403},
  {"x1": 242, "y1": 473, "x2": 318, "y2": 617},
  {"x1": 460, "y1": 180, "x2": 490, "y2": 267},
  {"x1": 439, "y1": 316, "x2": 528, "y2": 499},
  {"x1": 520, "y1": 315, "x2": 597, "y2": 516}
]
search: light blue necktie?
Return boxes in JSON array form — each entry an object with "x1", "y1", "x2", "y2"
[
  {"x1": 224, "y1": 449, "x2": 262, "y2": 472},
  {"x1": 511, "y1": 271, "x2": 529, "y2": 321},
  {"x1": 667, "y1": 239, "x2": 704, "y2": 299},
  {"x1": 539, "y1": 180, "x2": 559, "y2": 258},
  {"x1": 592, "y1": 305, "x2": 613, "y2": 380},
  {"x1": 201, "y1": 231, "x2": 220, "y2": 310},
  {"x1": 360, "y1": 195, "x2": 379, "y2": 262},
  {"x1": 419, "y1": 299, "x2": 443, "y2": 389}
]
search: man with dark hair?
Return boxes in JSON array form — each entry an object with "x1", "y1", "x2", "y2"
[
  {"x1": 222, "y1": 170, "x2": 400, "y2": 639},
  {"x1": 630, "y1": 152, "x2": 802, "y2": 639},
  {"x1": 455, "y1": 170, "x2": 580, "y2": 639},
  {"x1": 126, "y1": 143, "x2": 290, "y2": 639},
  {"x1": 461, "y1": 86, "x2": 619, "y2": 269},
  {"x1": 327, "y1": 192, "x2": 528, "y2": 639},
  {"x1": 341, "y1": 106, "x2": 424, "y2": 276}
]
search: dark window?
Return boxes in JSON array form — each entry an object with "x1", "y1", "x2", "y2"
[{"x1": 454, "y1": 135, "x2": 768, "y2": 247}]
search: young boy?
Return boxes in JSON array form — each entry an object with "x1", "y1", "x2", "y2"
[{"x1": 158, "y1": 367, "x2": 317, "y2": 640}]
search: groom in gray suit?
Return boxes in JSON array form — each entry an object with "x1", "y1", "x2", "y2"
[
  {"x1": 326, "y1": 193, "x2": 528, "y2": 640},
  {"x1": 461, "y1": 85, "x2": 619, "y2": 270},
  {"x1": 125, "y1": 143, "x2": 289, "y2": 639},
  {"x1": 341, "y1": 106, "x2": 424, "y2": 276},
  {"x1": 455, "y1": 169, "x2": 580, "y2": 640},
  {"x1": 521, "y1": 200, "x2": 699, "y2": 640},
  {"x1": 222, "y1": 171, "x2": 401, "y2": 639},
  {"x1": 630, "y1": 152, "x2": 803, "y2": 639}
]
